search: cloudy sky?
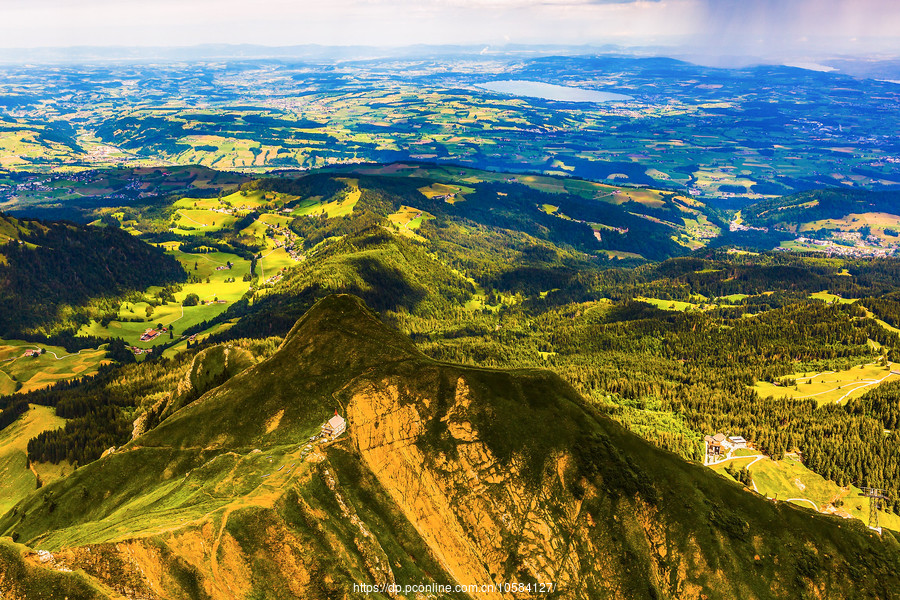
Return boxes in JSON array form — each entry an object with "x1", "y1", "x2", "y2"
[{"x1": 1, "y1": 0, "x2": 897, "y2": 57}]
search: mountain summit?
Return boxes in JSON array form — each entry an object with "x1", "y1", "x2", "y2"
[{"x1": 1, "y1": 295, "x2": 899, "y2": 599}]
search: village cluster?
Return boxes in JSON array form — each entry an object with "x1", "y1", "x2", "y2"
[{"x1": 783, "y1": 233, "x2": 900, "y2": 258}]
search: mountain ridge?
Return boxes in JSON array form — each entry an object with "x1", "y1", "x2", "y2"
[{"x1": 1, "y1": 294, "x2": 900, "y2": 599}]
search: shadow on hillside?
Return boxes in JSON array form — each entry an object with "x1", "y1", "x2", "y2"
[{"x1": 350, "y1": 256, "x2": 426, "y2": 312}]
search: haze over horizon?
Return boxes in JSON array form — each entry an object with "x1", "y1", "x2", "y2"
[{"x1": 1, "y1": 0, "x2": 897, "y2": 62}]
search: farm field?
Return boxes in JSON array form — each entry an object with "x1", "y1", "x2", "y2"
[
  {"x1": 0, "y1": 339, "x2": 109, "y2": 394},
  {"x1": 0, "y1": 405, "x2": 66, "y2": 515},
  {"x1": 388, "y1": 205, "x2": 435, "y2": 239},
  {"x1": 752, "y1": 361, "x2": 900, "y2": 406},
  {"x1": 77, "y1": 249, "x2": 255, "y2": 351}
]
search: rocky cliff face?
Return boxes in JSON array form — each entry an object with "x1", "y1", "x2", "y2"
[
  {"x1": 338, "y1": 334, "x2": 900, "y2": 599},
  {"x1": 348, "y1": 375, "x2": 586, "y2": 598}
]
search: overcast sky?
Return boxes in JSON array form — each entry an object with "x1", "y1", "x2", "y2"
[{"x1": 1, "y1": 0, "x2": 897, "y2": 58}]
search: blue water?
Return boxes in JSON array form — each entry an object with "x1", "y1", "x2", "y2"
[{"x1": 475, "y1": 80, "x2": 632, "y2": 103}]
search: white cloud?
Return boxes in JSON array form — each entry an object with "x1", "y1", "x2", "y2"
[{"x1": 0, "y1": 0, "x2": 895, "y2": 55}]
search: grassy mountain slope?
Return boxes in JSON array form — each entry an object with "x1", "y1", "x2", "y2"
[
  {"x1": 2, "y1": 295, "x2": 900, "y2": 599},
  {"x1": 0, "y1": 405, "x2": 66, "y2": 515}
]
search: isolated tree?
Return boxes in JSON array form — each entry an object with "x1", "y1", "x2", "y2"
[{"x1": 182, "y1": 293, "x2": 200, "y2": 307}]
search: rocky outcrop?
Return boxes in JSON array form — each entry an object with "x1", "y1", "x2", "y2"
[{"x1": 347, "y1": 375, "x2": 590, "y2": 599}]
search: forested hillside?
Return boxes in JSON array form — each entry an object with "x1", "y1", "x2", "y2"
[
  {"x1": 742, "y1": 189, "x2": 900, "y2": 228},
  {"x1": 0, "y1": 213, "x2": 186, "y2": 335}
]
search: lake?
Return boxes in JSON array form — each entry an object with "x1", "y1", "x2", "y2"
[{"x1": 475, "y1": 80, "x2": 632, "y2": 103}]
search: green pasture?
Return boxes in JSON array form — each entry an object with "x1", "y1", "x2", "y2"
[
  {"x1": 799, "y1": 212, "x2": 900, "y2": 235},
  {"x1": 634, "y1": 296, "x2": 731, "y2": 312},
  {"x1": 712, "y1": 453, "x2": 900, "y2": 531},
  {"x1": 172, "y1": 196, "x2": 222, "y2": 210},
  {"x1": 258, "y1": 248, "x2": 297, "y2": 282},
  {"x1": 417, "y1": 182, "x2": 474, "y2": 203},
  {"x1": 599, "y1": 249, "x2": 644, "y2": 260},
  {"x1": 170, "y1": 249, "x2": 250, "y2": 280},
  {"x1": 389, "y1": 205, "x2": 435, "y2": 239},
  {"x1": 0, "y1": 339, "x2": 108, "y2": 394},
  {"x1": 162, "y1": 319, "x2": 237, "y2": 359},
  {"x1": 24, "y1": 441, "x2": 311, "y2": 551},
  {"x1": 238, "y1": 219, "x2": 268, "y2": 239},
  {"x1": 257, "y1": 213, "x2": 294, "y2": 227},
  {"x1": 752, "y1": 361, "x2": 900, "y2": 406},
  {"x1": 292, "y1": 178, "x2": 360, "y2": 218},
  {"x1": 172, "y1": 208, "x2": 235, "y2": 231},
  {"x1": 0, "y1": 405, "x2": 66, "y2": 515},
  {"x1": 223, "y1": 189, "x2": 296, "y2": 210},
  {"x1": 809, "y1": 291, "x2": 855, "y2": 304}
]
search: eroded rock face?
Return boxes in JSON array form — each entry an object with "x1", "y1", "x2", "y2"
[{"x1": 347, "y1": 376, "x2": 590, "y2": 599}]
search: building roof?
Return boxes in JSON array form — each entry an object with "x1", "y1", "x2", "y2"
[
  {"x1": 728, "y1": 436, "x2": 747, "y2": 443},
  {"x1": 326, "y1": 414, "x2": 346, "y2": 430},
  {"x1": 712, "y1": 433, "x2": 727, "y2": 443}
]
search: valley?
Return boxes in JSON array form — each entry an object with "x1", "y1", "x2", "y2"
[{"x1": 0, "y1": 55, "x2": 898, "y2": 202}]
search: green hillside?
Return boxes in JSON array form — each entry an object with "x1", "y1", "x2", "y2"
[
  {"x1": 2, "y1": 295, "x2": 899, "y2": 599},
  {"x1": 742, "y1": 189, "x2": 900, "y2": 229},
  {"x1": 0, "y1": 212, "x2": 187, "y2": 336}
]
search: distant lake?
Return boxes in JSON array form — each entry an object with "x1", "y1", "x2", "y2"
[{"x1": 475, "y1": 80, "x2": 632, "y2": 103}]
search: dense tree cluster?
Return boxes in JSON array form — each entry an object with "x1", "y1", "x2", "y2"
[{"x1": 0, "y1": 213, "x2": 186, "y2": 336}]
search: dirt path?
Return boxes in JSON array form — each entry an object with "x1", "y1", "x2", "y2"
[
  {"x1": 176, "y1": 210, "x2": 208, "y2": 227},
  {"x1": 709, "y1": 454, "x2": 765, "y2": 466},
  {"x1": 786, "y1": 498, "x2": 820, "y2": 511},
  {"x1": 835, "y1": 370, "x2": 895, "y2": 403},
  {"x1": 209, "y1": 504, "x2": 236, "y2": 587}
]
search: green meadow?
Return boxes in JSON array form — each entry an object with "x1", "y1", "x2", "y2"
[
  {"x1": 713, "y1": 453, "x2": 900, "y2": 531},
  {"x1": 0, "y1": 339, "x2": 108, "y2": 394},
  {"x1": 752, "y1": 361, "x2": 900, "y2": 406},
  {"x1": 0, "y1": 405, "x2": 66, "y2": 514}
]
